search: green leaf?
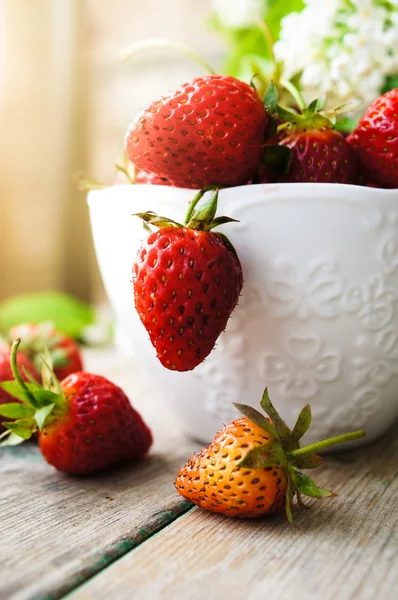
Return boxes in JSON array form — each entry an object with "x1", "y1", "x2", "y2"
[
  {"x1": 3, "y1": 418, "x2": 36, "y2": 440},
  {"x1": 35, "y1": 404, "x2": 55, "y2": 430},
  {"x1": 233, "y1": 402, "x2": 279, "y2": 439},
  {"x1": 262, "y1": 145, "x2": 292, "y2": 176},
  {"x1": 291, "y1": 467, "x2": 336, "y2": 499},
  {"x1": 239, "y1": 443, "x2": 284, "y2": 469},
  {"x1": 33, "y1": 390, "x2": 59, "y2": 407},
  {"x1": 0, "y1": 381, "x2": 37, "y2": 404},
  {"x1": 277, "y1": 105, "x2": 300, "y2": 122},
  {"x1": 306, "y1": 98, "x2": 318, "y2": 115},
  {"x1": 0, "y1": 292, "x2": 95, "y2": 339},
  {"x1": 187, "y1": 191, "x2": 219, "y2": 231},
  {"x1": 133, "y1": 212, "x2": 183, "y2": 229},
  {"x1": 291, "y1": 404, "x2": 312, "y2": 442},
  {"x1": 0, "y1": 403, "x2": 35, "y2": 419},
  {"x1": 291, "y1": 453, "x2": 323, "y2": 470},
  {"x1": 260, "y1": 389, "x2": 295, "y2": 448},
  {"x1": 263, "y1": 81, "x2": 279, "y2": 111},
  {"x1": 208, "y1": 216, "x2": 239, "y2": 229},
  {"x1": 0, "y1": 431, "x2": 26, "y2": 447}
]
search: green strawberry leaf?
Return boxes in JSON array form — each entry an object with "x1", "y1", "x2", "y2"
[
  {"x1": 260, "y1": 389, "x2": 296, "y2": 450},
  {"x1": 233, "y1": 402, "x2": 279, "y2": 440},
  {"x1": 0, "y1": 381, "x2": 38, "y2": 405},
  {"x1": 291, "y1": 467, "x2": 336, "y2": 499},
  {"x1": 133, "y1": 212, "x2": 183, "y2": 229},
  {"x1": 208, "y1": 216, "x2": 239, "y2": 229},
  {"x1": 263, "y1": 81, "x2": 279, "y2": 112},
  {"x1": 33, "y1": 390, "x2": 60, "y2": 407},
  {"x1": 290, "y1": 452, "x2": 323, "y2": 470},
  {"x1": 291, "y1": 404, "x2": 312, "y2": 442},
  {"x1": 306, "y1": 98, "x2": 318, "y2": 116},
  {"x1": 0, "y1": 403, "x2": 35, "y2": 419},
  {"x1": 0, "y1": 431, "x2": 26, "y2": 447},
  {"x1": 187, "y1": 191, "x2": 219, "y2": 231},
  {"x1": 35, "y1": 404, "x2": 55, "y2": 430},
  {"x1": 3, "y1": 418, "x2": 36, "y2": 440},
  {"x1": 276, "y1": 105, "x2": 300, "y2": 122}
]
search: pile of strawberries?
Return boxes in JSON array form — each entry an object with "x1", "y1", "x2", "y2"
[
  {"x1": 124, "y1": 75, "x2": 398, "y2": 189},
  {"x1": 1, "y1": 70, "x2": 383, "y2": 523}
]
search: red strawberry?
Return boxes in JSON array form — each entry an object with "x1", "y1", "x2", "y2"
[
  {"x1": 135, "y1": 169, "x2": 173, "y2": 186},
  {"x1": 0, "y1": 343, "x2": 39, "y2": 432},
  {"x1": 9, "y1": 322, "x2": 83, "y2": 381},
  {"x1": 133, "y1": 190, "x2": 243, "y2": 371},
  {"x1": 279, "y1": 128, "x2": 358, "y2": 183},
  {"x1": 0, "y1": 340, "x2": 152, "y2": 474},
  {"x1": 347, "y1": 89, "x2": 398, "y2": 188},
  {"x1": 176, "y1": 389, "x2": 365, "y2": 521},
  {"x1": 125, "y1": 74, "x2": 269, "y2": 189}
]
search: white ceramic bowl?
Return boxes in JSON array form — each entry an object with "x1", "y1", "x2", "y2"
[{"x1": 88, "y1": 183, "x2": 398, "y2": 446}]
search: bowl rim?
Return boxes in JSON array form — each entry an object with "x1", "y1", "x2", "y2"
[{"x1": 87, "y1": 182, "x2": 398, "y2": 209}]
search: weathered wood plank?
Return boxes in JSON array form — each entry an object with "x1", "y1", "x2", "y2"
[
  {"x1": 69, "y1": 421, "x2": 398, "y2": 600},
  {"x1": 0, "y1": 349, "x2": 199, "y2": 600}
]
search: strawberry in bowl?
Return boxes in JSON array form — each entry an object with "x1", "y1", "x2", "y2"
[{"x1": 87, "y1": 69, "x2": 398, "y2": 446}]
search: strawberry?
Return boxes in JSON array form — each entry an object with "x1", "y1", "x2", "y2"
[
  {"x1": 133, "y1": 190, "x2": 243, "y2": 372},
  {"x1": 135, "y1": 169, "x2": 173, "y2": 186},
  {"x1": 124, "y1": 74, "x2": 269, "y2": 189},
  {"x1": 272, "y1": 90, "x2": 359, "y2": 183},
  {"x1": 0, "y1": 342, "x2": 39, "y2": 432},
  {"x1": 176, "y1": 389, "x2": 365, "y2": 521},
  {"x1": 0, "y1": 340, "x2": 152, "y2": 474},
  {"x1": 9, "y1": 322, "x2": 83, "y2": 381},
  {"x1": 279, "y1": 128, "x2": 358, "y2": 183},
  {"x1": 347, "y1": 89, "x2": 398, "y2": 188}
]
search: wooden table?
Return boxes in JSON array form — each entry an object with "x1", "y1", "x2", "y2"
[{"x1": 1, "y1": 348, "x2": 397, "y2": 600}]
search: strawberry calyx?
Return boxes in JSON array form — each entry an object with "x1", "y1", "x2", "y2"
[
  {"x1": 134, "y1": 189, "x2": 239, "y2": 251},
  {"x1": 234, "y1": 389, "x2": 365, "y2": 523},
  {"x1": 8, "y1": 322, "x2": 72, "y2": 374},
  {"x1": 0, "y1": 339, "x2": 68, "y2": 447}
]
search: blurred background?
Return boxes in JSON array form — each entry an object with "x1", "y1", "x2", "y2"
[
  {"x1": 1, "y1": 0, "x2": 396, "y2": 338},
  {"x1": 0, "y1": 0, "x2": 222, "y2": 311}
]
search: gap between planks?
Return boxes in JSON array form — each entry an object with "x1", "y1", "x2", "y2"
[{"x1": 67, "y1": 421, "x2": 398, "y2": 600}]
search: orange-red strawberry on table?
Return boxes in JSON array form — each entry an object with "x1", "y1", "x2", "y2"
[
  {"x1": 9, "y1": 322, "x2": 83, "y2": 381},
  {"x1": 124, "y1": 74, "x2": 269, "y2": 189},
  {"x1": 0, "y1": 340, "x2": 152, "y2": 475},
  {"x1": 0, "y1": 341, "x2": 39, "y2": 432},
  {"x1": 176, "y1": 389, "x2": 365, "y2": 521},
  {"x1": 133, "y1": 190, "x2": 243, "y2": 372},
  {"x1": 347, "y1": 88, "x2": 398, "y2": 189}
]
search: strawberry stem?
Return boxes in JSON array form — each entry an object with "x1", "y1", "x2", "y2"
[
  {"x1": 121, "y1": 38, "x2": 216, "y2": 75},
  {"x1": 10, "y1": 339, "x2": 37, "y2": 407},
  {"x1": 184, "y1": 186, "x2": 219, "y2": 225},
  {"x1": 288, "y1": 430, "x2": 365, "y2": 457}
]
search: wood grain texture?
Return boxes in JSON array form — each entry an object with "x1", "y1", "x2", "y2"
[
  {"x1": 70, "y1": 421, "x2": 398, "y2": 600},
  {"x1": 0, "y1": 349, "x2": 199, "y2": 600}
]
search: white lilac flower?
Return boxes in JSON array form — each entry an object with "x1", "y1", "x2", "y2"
[
  {"x1": 274, "y1": 0, "x2": 398, "y2": 108},
  {"x1": 212, "y1": 0, "x2": 265, "y2": 29}
]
